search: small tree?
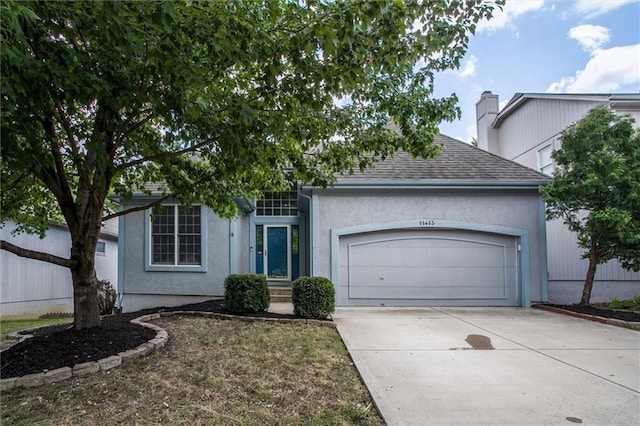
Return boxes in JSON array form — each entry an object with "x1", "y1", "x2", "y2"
[{"x1": 541, "y1": 106, "x2": 640, "y2": 306}]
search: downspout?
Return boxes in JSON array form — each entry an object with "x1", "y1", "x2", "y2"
[
  {"x1": 298, "y1": 188, "x2": 314, "y2": 276},
  {"x1": 229, "y1": 219, "x2": 238, "y2": 274},
  {"x1": 116, "y1": 201, "x2": 125, "y2": 313},
  {"x1": 538, "y1": 196, "x2": 549, "y2": 302}
]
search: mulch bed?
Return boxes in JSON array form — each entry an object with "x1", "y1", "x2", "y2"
[
  {"x1": 3, "y1": 301, "x2": 637, "y2": 380},
  {"x1": 1, "y1": 299, "x2": 299, "y2": 379},
  {"x1": 544, "y1": 303, "x2": 640, "y2": 323}
]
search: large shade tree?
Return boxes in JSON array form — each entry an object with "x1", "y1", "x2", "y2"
[
  {"x1": 1, "y1": 0, "x2": 502, "y2": 329},
  {"x1": 541, "y1": 106, "x2": 640, "y2": 306}
]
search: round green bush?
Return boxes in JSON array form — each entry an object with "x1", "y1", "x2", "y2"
[
  {"x1": 292, "y1": 276, "x2": 335, "y2": 319},
  {"x1": 224, "y1": 274, "x2": 270, "y2": 314}
]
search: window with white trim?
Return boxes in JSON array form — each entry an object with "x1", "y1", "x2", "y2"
[
  {"x1": 538, "y1": 145, "x2": 553, "y2": 176},
  {"x1": 151, "y1": 205, "x2": 202, "y2": 266}
]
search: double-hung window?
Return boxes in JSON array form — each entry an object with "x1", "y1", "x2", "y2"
[
  {"x1": 538, "y1": 145, "x2": 553, "y2": 176},
  {"x1": 146, "y1": 205, "x2": 207, "y2": 272}
]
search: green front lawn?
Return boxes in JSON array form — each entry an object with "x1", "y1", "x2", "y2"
[
  {"x1": 1, "y1": 316, "x2": 382, "y2": 425},
  {"x1": 0, "y1": 317, "x2": 71, "y2": 347}
]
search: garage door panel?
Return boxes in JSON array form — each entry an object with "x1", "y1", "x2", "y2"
[
  {"x1": 347, "y1": 283, "x2": 507, "y2": 300},
  {"x1": 347, "y1": 245, "x2": 427, "y2": 267},
  {"x1": 349, "y1": 241, "x2": 506, "y2": 269},
  {"x1": 428, "y1": 285, "x2": 505, "y2": 299},
  {"x1": 349, "y1": 285, "x2": 428, "y2": 299},
  {"x1": 429, "y1": 266, "x2": 506, "y2": 284},
  {"x1": 424, "y1": 246, "x2": 505, "y2": 267},
  {"x1": 348, "y1": 266, "x2": 429, "y2": 286},
  {"x1": 347, "y1": 265, "x2": 506, "y2": 287},
  {"x1": 339, "y1": 229, "x2": 518, "y2": 306}
]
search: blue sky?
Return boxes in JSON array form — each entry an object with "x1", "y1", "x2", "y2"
[{"x1": 434, "y1": 0, "x2": 640, "y2": 142}]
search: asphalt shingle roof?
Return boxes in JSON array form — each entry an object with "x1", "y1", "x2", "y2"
[{"x1": 337, "y1": 134, "x2": 549, "y2": 183}]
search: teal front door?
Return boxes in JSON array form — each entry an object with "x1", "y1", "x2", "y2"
[
  {"x1": 266, "y1": 226, "x2": 288, "y2": 280},
  {"x1": 256, "y1": 224, "x2": 300, "y2": 281}
]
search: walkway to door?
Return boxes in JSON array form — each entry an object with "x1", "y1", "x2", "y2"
[{"x1": 333, "y1": 307, "x2": 640, "y2": 425}]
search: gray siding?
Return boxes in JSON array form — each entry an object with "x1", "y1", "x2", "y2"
[
  {"x1": 497, "y1": 99, "x2": 603, "y2": 164},
  {"x1": 314, "y1": 189, "x2": 545, "y2": 303},
  {"x1": 1, "y1": 221, "x2": 118, "y2": 318},
  {"x1": 487, "y1": 96, "x2": 640, "y2": 303},
  {"x1": 546, "y1": 218, "x2": 640, "y2": 304}
]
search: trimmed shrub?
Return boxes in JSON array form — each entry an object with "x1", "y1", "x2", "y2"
[
  {"x1": 98, "y1": 279, "x2": 117, "y2": 315},
  {"x1": 224, "y1": 274, "x2": 270, "y2": 313},
  {"x1": 292, "y1": 276, "x2": 335, "y2": 319}
]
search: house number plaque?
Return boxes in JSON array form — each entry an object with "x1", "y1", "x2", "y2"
[{"x1": 418, "y1": 219, "x2": 436, "y2": 227}]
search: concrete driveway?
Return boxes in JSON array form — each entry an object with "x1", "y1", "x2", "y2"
[{"x1": 333, "y1": 307, "x2": 640, "y2": 425}]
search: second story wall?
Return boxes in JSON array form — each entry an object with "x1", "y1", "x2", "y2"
[{"x1": 495, "y1": 98, "x2": 605, "y2": 169}]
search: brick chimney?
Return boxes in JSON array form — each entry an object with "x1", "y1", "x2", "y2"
[{"x1": 475, "y1": 91, "x2": 499, "y2": 153}]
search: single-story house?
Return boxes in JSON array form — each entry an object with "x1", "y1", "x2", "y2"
[{"x1": 117, "y1": 135, "x2": 550, "y2": 312}]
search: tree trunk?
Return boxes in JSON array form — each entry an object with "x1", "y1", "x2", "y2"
[
  {"x1": 580, "y1": 245, "x2": 599, "y2": 306},
  {"x1": 69, "y1": 212, "x2": 103, "y2": 329},
  {"x1": 72, "y1": 268, "x2": 101, "y2": 329}
]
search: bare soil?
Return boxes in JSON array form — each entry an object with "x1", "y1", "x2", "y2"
[{"x1": 1, "y1": 299, "x2": 298, "y2": 379}]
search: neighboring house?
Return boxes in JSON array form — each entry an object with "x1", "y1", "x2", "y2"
[
  {"x1": 476, "y1": 91, "x2": 640, "y2": 304},
  {"x1": 0, "y1": 219, "x2": 118, "y2": 319},
  {"x1": 117, "y1": 135, "x2": 550, "y2": 312}
]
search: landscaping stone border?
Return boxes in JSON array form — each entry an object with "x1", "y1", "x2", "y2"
[
  {"x1": 533, "y1": 304, "x2": 640, "y2": 329},
  {"x1": 0, "y1": 311, "x2": 334, "y2": 391}
]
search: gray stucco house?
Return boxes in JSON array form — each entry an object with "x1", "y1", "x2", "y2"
[{"x1": 117, "y1": 135, "x2": 550, "y2": 312}]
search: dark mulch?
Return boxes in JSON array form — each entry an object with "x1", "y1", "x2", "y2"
[
  {"x1": 4, "y1": 300, "x2": 637, "y2": 380},
  {"x1": 546, "y1": 303, "x2": 640, "y2": 323},
  {"x1": 1, "y1": 299, "x2": 300, "y2": 379}
]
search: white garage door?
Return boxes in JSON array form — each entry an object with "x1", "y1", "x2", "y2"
[{"x1": 338, "y1": 229, "x2": 518, "y2": 306}]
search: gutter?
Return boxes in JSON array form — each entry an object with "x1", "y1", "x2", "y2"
[{"x1": 303, "y1": 179, "x2": 549, "y2": 191}]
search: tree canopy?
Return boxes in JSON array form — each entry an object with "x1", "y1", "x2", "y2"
[
  {"x1": 541, "y1": 106, "x2": 640, "y2": 305},
  {"x1": 1, "y1": 0, "x2": 502, "y2": 328}
]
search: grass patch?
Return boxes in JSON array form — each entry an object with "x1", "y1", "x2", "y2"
[
  {"x1": 1, "y1": 316, "x2": 383, "y2": 425},
  {"x1": 608, "y1": 296, "x2": 640, "y2": 313},
  {"x1": 0, "y1": 318, "x2": 71, "y2": 348}
]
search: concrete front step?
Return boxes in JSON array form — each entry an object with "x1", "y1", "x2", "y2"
[{"x1": 269, "y1": 287, "x2": 292, "y2": 303}]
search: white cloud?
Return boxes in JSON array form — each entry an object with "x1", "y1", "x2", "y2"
[
  {"x1": 569, "y1": 25, "x2": 610, "y2": 52},
  {"x1": 546, "y1": 44, "x2": 640, "y2": 92},
  {"x1": 477, "y1": 0, "x2": 545, "y2": 34},
  {"x1": 457, "y1": 55, "x2": 478, "y2": 79},
  {"x1": 547, "y1": 76, "x2": 577, "y2": 93},
  {"x1": 572, "y1": 0, "x2": 637, "y2": 19},
  {"x1": 453, "y1": 124, "x2": 478, "y2": 144}
]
